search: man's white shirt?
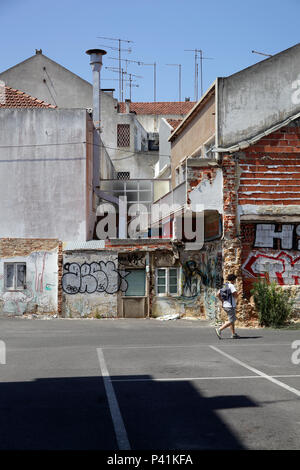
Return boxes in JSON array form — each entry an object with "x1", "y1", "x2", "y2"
[{"x1": 223, "y1": 282, "x2": 237, "y2": 308}]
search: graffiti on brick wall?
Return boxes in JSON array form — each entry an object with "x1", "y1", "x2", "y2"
[
  {"x1": 254, "y1": 224, "x2": 300, "y2": 250},
  {"x1": 62, "y1": 261, "x2": 129, "y2": 294},
  {"x1": 242, "y1": 251, "x2": 300, "y2": 285}
]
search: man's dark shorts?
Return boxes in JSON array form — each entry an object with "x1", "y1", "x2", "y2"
[{"x1": 223, "y1": 307, "x2": 236, "y2": 323}]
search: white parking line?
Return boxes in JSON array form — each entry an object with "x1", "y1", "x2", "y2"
[
  {"x1": 101, "y1": 342, "x2": 292, "y2": 350},
  {"x1": 210, "y1": 345, "x2": 300, "y2": 398},
  {"x1": 111, "y1": 374, "x2": 300, "y2": 383},
  {"x1": 97, "y1": 348, "x2": 131, "y2": 450}
]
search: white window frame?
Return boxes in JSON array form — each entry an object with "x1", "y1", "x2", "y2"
[
  {"x1": 4, "y1": 262, "x2": 26, "y2": 291},
  {"x1": 155, "y1": 267, "x2": 181, "y2": 297}
]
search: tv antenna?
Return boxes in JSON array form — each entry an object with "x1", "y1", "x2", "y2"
[
  {"x1": 97, "y1": 36, "x2": 133, "y2": 101},
  {"x1": 184, "y1": 49, "x2": 214, "y2": 100},
  {"x1": 166, "y1": 64, "x2": 182, "y2": 101}
]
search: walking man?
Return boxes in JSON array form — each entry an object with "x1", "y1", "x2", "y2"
[{"x1": 215, "y1": 274, "x2": 240, "y2": 339}]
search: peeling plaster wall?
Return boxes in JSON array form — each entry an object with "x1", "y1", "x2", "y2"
[
  {"x1": 62, "y1": 250, "x2": 121, "y2": 318},
  {"x1": 188, "y1": 166, "x2": 223, "y2": 213},
  {"x1": 0, "y1": 239, "x2": 59, "y2": 315}
]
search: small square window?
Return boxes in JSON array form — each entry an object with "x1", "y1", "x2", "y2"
[
  {"x1": 155, "y1": 267, "x2": 180, "y2": 296},
  {"x1": 4, "y1": 263, "x2": 26, "y2": 291}
]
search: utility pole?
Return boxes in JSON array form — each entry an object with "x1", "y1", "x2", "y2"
[
  {"x1": 166, "y1": 64, "x2": 182, "y2": 101},
  {"x1": 97, "y1": 36, "x2": 133, "y2": 101},
  {"x1": 184, "y1": 49, "x2": 214, "y2": 101}
]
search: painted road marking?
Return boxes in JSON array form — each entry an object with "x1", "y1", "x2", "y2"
[
  {"x1": 100, "y1": 342, "x2": 293, "y2": 350},
  {"x1": 210, "y1": 345, "x2": 300, "y2": 398},
  {"x1": 111, "y1": 374, "x2": 300, "y2": 383},
  {"x1": 97, "y1": 348, "x2": 131, "y2": 450}
]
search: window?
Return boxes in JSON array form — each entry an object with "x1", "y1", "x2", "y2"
[
  {"x1": 117, "y1": 124, "x2": 130, "y2": 147},
  {"x1": 4, "y1": 263, "x2": 26, "y2": 291},
  {"x1": 156, "y1": 267, "x2": 180, "y2": 296}
]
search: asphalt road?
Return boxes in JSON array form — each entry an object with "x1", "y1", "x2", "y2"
[{"x1": 0, "y1": 317, "x2": 299, "y2": 450}]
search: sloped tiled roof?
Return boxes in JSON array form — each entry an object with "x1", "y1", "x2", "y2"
[
  {"x1": 119, "y1": 101, "x2": 195, "y2": 115},
  {"x1": 0, "y1": 85, "x2": 56, "y2": 108},
  {"x1": 166, "y1": 119, "x2": 182, "y2": 130}
]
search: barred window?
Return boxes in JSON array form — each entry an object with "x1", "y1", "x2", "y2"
[
  {"x1": 117, "y1": 172, "x2": 130, "y2": 180},
  {"x1": 117, "y1": 124, "x2": 130, "y2": 147}
]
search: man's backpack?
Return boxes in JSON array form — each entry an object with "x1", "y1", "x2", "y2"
[{"x1": 219, "y1": 283, "x2": 232, "y2": 304}]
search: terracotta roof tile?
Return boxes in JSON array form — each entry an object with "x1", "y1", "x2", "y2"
[
  {"x1": 0, "y1": 85, "x2": 56, "y2": 108},
  {"x1": 119, "y1": 101, "x2": 195, "y2": 115},
  {"x1": 166, "y1": 119, "x2": 182, "y2": 130}
]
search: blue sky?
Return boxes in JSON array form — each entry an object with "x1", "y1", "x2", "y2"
[{"x1": 1, "y1": 0, "x2": 300, "y2": 102}]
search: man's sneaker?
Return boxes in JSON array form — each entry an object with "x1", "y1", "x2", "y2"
[
  {"x1": 231, "y1": 333, "x2": 240, "y2": 339},
  {"x1": 215, "y1": 328, "x2": 222, "y2": 340}
]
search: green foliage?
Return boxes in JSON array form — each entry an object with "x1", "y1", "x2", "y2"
[{"x1": 251, "y1": 279, "x2": 294, "y2": 327}]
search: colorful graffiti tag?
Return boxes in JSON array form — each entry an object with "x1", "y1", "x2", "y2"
[
  {"x1": 242, "y1": 251, "x2": 300, "y2": 285},
  {"x1": 62, "y1": 261, "x2": 129, "y2": 294}
]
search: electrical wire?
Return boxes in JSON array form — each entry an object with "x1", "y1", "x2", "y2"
[{"x1": 0, "y1": 140, "x2": 170, "y2": 158}]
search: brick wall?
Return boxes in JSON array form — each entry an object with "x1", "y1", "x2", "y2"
[{"x1": 238, "y1": 124, "x2": 300, "y2": 206}]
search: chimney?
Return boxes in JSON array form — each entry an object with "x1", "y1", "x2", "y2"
[
  {"x1": 86, "y1": 49, "x2": 107, "y2": 130},
  {"x1": 125, "y1": 98, "x2": 131, "y2": 113}
]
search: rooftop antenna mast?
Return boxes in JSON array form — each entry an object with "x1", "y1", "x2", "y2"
[
  {"x1": 105, "y1": 66, "x2": 142, "y2": 101},
  {"x1": 97, "y1": 36, "x2": 133, "y2": 101},
  {"x1": 184, "y1": 49, "x2": 214, "y2": 100},
  {"x1": 140, "y1": 62, "x2": 156, "y2": 102},
  {"x1": 166, "y1": 64, "x2": 182, "y2": 101}
]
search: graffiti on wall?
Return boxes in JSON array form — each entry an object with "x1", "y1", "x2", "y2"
[
  {"x1": 243, "y1": 251, "x2": 300, "y2": 285},
  {"x1": 254, "y1": 224, "x2": 300, "y2": 250},
  {"x1": 119, "y1": 253, "x2": 146, "y2": 268},
  {"x1": 182, "y1": 261, "x2": 202, "y2": 297},
  {"x1": 181, "y1": 253, "x2": 223, "y2": 298},
  {"x1": 62, "y1": 261, "x2": 129, "y2": 295},
  {"x1": 0, "y1": 250, "x2": 58, "y2": 314}
]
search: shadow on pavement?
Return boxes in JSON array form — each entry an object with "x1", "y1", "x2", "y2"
[{"x1": 0, "y1": 375, "x2": 258, "y2": 450}]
